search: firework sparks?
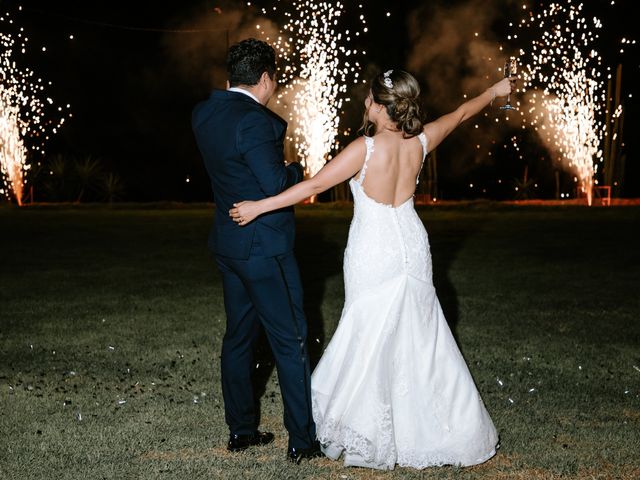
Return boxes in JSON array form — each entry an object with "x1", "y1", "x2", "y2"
[
  {"x1": 256, "y1": 1, "x2": 366, "y2": 178},
  {"x1": 513, "y1": 1, "x2": 607, "y2": 205},
  {"x1": 0, "y1": 87, "x2": 28, "y2": 204},
  {"x1": 0, "y1": 9, "x2": 67, "y2": 205}
]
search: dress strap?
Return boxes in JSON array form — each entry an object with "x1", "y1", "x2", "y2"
[
  {"x1": 416, "y1": 132, "x2": 428, "y2": 185},
  {"x1": 356, "y1": 136, "x2": 375, "y2": 184}
]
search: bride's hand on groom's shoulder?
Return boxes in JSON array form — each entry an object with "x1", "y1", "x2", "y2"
[{"x1": 229, "y1": 201, "x2": 260, "y2": 226}]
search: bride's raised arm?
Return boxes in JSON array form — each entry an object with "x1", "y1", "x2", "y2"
[
  {"x1": 230, "y1": 137, "x2": 366, "y2": 225},
  {"x1": 423, "y1": 76, "x2": 515, "y2": 153}
]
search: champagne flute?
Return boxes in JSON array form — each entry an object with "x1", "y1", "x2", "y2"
[{"x1": 500, "y1": 57, "x2": 517, "y2": 111}]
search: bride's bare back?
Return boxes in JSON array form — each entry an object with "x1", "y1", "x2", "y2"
[{"x1": 357, "y1": 130, "x2": 427, "y2": 207}]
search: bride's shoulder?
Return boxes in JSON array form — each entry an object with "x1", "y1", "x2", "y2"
[
  {"x1": 333, "y1": 136, "x2": 367, "y2": 158},
  {"x1": 346, "y1": 136, "x2": 367, "y2": 149}
]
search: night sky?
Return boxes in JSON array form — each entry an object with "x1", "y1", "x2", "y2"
[{"x1": 4, "y1": 0, "x2": 639, "y2": 201}]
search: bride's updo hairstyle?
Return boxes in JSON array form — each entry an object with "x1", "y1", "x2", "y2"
[{"x1": 360, "y1": 69, "x2": 425, "y2": 138}]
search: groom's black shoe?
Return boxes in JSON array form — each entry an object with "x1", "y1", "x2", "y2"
[
  {"x1": 227, "y1": 431, "x2": 274, "y2": 452},
  {"x1": 287, "y1": 442, "x2": 324, "y2": 464}
]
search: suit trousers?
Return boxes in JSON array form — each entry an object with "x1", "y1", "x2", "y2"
[{"x1": 215, "y1": 248, "x2": 316, "y2": 449}]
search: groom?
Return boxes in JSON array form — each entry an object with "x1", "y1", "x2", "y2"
[{"x1": 191, "y1": 38, "x2": 320, "y2": 463}]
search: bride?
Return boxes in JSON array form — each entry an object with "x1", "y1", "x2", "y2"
[{"x1": 229, "y1": 69, "x2": 514, "y2": 470}]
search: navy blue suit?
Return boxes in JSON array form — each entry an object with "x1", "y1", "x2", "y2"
[{"x1": 192, "y1": 89, "x2": 316, "y2": 449}]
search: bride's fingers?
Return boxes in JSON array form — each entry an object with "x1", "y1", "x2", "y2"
[{"x1": 229, "y1": 208, "x2": 249, "y2": 224}]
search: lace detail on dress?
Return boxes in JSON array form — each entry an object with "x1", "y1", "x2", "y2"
[
  {"x1": 313, "y1": 392, "x2": 397, "y2": 469},
  {"x1": 416, "y1": 132, "x2": 428, "y2": 184},
  {"x1": 356, "y1": 136, "x2": 374, "y2": 185}
]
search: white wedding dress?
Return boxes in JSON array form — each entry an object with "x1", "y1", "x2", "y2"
[{"x1": 311, "y1": 133, "x2": 499, "y2": 470}]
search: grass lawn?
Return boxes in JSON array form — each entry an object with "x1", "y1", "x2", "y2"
[{"x1": 1, "y1": 202, "x2": 639, "y2": 479}]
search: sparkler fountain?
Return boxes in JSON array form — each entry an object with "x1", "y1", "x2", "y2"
[
  {"x1": 513, "y1": 1, "x2": 607, "y2": 205},
  {"x1": 0, "y1": 77, "x2": 27, "y2": 205},
  {"x1": 0, "y1": 9, "x2": 67, "y2": 206},
  {"x1": 255, "y1": 1, "x2": 366, "y2": 182}
]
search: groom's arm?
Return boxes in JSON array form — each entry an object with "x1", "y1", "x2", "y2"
[
  {"x1": 238, "y1": 111, "x2": 302, "y2": 196},
  {"x1": 284, "y1": 161, "x2": 304, "y2": 187}
]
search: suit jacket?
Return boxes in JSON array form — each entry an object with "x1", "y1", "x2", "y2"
[{"x1": 192, "y1": 89, "x2": 304, "y2": 259}]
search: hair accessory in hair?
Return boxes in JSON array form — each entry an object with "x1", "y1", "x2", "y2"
[{"x1": 383, "y1": 70, "x2": 393, "y2": 89}]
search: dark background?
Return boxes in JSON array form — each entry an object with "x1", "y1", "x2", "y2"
[{"x1": 4, "y1": 0, "x2": 638, "y2": 201}]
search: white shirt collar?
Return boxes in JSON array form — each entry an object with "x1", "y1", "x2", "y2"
[{"x1": 227, "y1": 87, "x2": 260, "y2": 104}]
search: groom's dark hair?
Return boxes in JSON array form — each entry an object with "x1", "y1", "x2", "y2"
[{"x1": 227, "y1": 38, "x2": 276, "y2": 87}]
